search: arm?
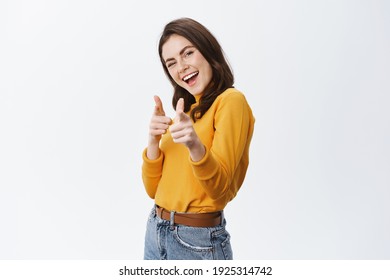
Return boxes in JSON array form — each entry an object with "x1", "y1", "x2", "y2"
[
  {"x1": 142, "y1": 148, "x2": 164, "y2": 199},
  {"x1": 142, "y1": 96, "x2": 171, "y2": 198},
  {"x1": 190, "y1": 92, "x2": 254, "y2": 200}
]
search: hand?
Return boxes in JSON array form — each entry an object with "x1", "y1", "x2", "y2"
[
  {"x1": 148, "y1": 95, "x2": 172, "y2": 144},
  {"x1": 170, "y1": 98, "x2": 205, "y2": 161}
]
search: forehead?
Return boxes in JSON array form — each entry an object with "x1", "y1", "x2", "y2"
[{"x1": 162, "y1": 34, "x2": 193, "y2": 60}]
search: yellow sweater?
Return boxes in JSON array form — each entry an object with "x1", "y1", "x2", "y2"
[{"x1": 142, "y1": 88, "x2": 255, "y2": 213}]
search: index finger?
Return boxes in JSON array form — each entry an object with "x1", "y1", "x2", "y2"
[{"x1": 153, "y1": 95, "x2": 165, "y2": 116}]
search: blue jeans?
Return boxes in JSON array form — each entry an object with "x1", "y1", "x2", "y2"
[{"x1": 143, "y1": 206, "x2": 233, "y2": 260}]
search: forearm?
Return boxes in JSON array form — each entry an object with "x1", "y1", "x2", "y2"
[
  {"x1": 190, "y1": 148, "x2": 229, "y2": 200},
  {"x1": 146, "y1": 138, "x2": 161, "y2": 160},
  {"x1": 142, "y1": 147, "x2": 164, "y2": 198}
]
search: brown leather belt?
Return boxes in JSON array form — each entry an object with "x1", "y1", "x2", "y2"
[{"x1": 156, "y1": 206, "x2": 222, "y2": 227}]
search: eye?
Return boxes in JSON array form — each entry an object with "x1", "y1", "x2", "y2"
[
  {"x1": 167, "y1": 62, "x2": 176, "y2": 68},
  {"x1": 184, "y1": 50, "x2": 194, "y2": 57}
]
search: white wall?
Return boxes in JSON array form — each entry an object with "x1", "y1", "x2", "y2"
[{"x1": 1, "y1": 0, "x2": 389, "y2": 259}]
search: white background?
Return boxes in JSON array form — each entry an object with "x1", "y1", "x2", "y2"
[{"x1": 1, "y1": 0, "x2": 389, "y2": 259}]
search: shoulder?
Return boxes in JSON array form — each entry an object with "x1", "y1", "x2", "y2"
[
  {"x1": 214, "y1": 88, "x2": 250, "y2": 109},
  {"x1": 217, "y1": 88, "x2": 246, "y2": 100},
  {"x1": 212, "y1": 88, "x2": 255, "y2": 128}
]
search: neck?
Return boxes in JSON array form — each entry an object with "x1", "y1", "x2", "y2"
[{"x1": 194, "y1": 94, "x2": 202, "y2": 103}]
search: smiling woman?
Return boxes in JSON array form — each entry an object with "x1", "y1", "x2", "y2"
[
  {"x1": 141, "y1": 17, "x2": 255, "y2": 260},
  {"x1": 162, "y1": 34, "x2": 213, "y2": 97}
]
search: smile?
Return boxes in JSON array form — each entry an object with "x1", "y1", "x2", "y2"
[{"x1": 182, "y1": 71, "x2": 199, "y2": 83}]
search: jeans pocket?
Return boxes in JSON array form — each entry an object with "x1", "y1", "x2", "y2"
[
  {"x1": 147, "y1": 207, "x2": 156, "y2": 222},
  {"x1": 172, "y1": 226, "x2": 213, "y2": 252},
  {"x1": 212, "y1": 227, "x2": 233, "y2": 260}
]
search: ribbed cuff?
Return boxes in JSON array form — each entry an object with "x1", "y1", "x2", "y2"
[
  {"x1": 142, "y1": 148, "x2": 164, "y2": 174},
  {"x1": 190, "y1": 147, "x2": 218, "y2": 180}
]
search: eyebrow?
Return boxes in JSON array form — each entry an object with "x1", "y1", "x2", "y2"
[{"x1": 164, "y1": 45, "x2": 195, "y2": 64}]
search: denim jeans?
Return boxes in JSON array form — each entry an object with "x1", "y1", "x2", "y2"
[{"x1": 143, "y1": 206, "x2": 233, "y2": 260}]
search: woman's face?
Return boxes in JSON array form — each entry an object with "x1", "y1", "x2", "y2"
[{"x1": 162, "y1": 34, "x2": 213, "y2": 97}]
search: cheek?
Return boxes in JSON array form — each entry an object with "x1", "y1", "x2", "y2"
[
  {"x1": 204, "y1": 66, "x2": 213, "y2": 83},
  {"x1": 168, "y1": 70, "x2": 180, "y2": 83},
  {"x1": 198, "y1": 59, "x2": 212, "y2": 82}
]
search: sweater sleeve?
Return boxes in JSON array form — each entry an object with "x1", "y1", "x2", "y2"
[
  {"x1": 141, "y1": 148, "x2": 164, "y2": 199},
  {"x1": 190, "y1": 92, "x2": 254, "y2": 200}
]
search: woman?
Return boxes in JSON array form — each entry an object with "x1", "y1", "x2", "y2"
[{"x1": 142, "y1": 17, "x2": 255, "y2": 260}]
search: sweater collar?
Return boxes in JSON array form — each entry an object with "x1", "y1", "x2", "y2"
[{"x1": 194, "y1": 94, "x2": 203, "y2": 103}]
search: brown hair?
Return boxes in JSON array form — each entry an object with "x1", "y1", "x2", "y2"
[{"x1": 158, "y1": 18, "x2": 234, "y2": 122}]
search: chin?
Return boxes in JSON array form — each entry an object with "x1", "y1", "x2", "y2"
[
  {"x1": 188, "y1": 87, "x2": 203, "y2": 96},
  {"x1": 189, "y1": 91, "x2": 201, "y2": 97}
]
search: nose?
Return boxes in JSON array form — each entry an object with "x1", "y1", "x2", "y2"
[{"x1": 177, "y1": 59, "x2": 189, "y2": 73}]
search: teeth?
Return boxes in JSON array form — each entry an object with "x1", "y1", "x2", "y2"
[{"x1": 183, "y1": 72, "x2": 198, "y2": 81}]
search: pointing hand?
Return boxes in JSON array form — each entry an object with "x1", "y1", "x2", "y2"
[
  {"x1": 170, "y1": 98, "x2": 198, "y2": 149},
  {"x1": 149, "y1": 95, "x2": 172, "y2": 143}
]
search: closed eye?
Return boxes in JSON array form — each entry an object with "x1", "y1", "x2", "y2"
[{"x1": 167, "y1": 61, "x2": 176, "y2": 68}]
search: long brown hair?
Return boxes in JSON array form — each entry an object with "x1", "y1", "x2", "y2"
[{"x1": 158, "y1": 18, "x2": 234, "y2": 122}]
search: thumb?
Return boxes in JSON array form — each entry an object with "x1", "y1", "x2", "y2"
[
  {"x1": 175, "y1": 98, "x2": 185, "y2": 122},
  {"x1": 153, "y1": 95, "x2": 165, "y2": 116}
]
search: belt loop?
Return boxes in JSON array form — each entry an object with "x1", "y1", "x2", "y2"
[{"x1": 169, "y1": 210, "x2": 176, "y2": 230}]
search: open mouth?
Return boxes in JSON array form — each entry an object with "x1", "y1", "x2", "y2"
[{"x1": 182, "y1": 71, "x2": 199, "y2": 84}]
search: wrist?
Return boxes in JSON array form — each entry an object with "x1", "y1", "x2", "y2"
[
  {"x1": 147, "y1": 140, "x2": 161, "y2": 160},
  {"x1": 148, "y1": 135, "x2": 160, "y2": 146},
  {"x1": 188, "y1": 139, "x2": 206, "y2": 162}
]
